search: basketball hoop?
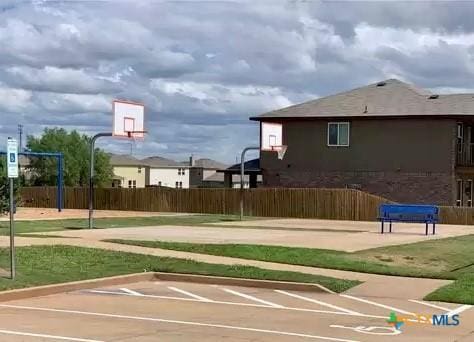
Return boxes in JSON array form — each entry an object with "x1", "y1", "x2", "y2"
[
  {"x1": 113, "y1": 100, "x2": 145, "y2": 139},
  {"x1": 271, "y1": 145, "x2": 287, "y2": 160}
]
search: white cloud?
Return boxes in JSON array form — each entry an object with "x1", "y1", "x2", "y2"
[
  {"x1": 0, "y1": 86, "x2": 32, "y2": 112},
  {"x1": 0, "y1": 1, "x2": 474, "y2": 162}
]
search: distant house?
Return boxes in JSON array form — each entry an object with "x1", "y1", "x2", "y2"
[
  {"x1": 109, "y1": 154, "x2": 147, "y2": 188},
  {"x1": 217, "y1": 158, "x2": 262, "y2": 188},
  {"x1": 251, "y1": 79, "x2": 474, "y2": 206},
  {"x1": 109, "y1": 154, "x2": 228, "y2": 189},
  {"x1": 142, "y1": 156, "x2": 189, "y2": 188},
  {"x1": 188, "y1": 156, "x2": 228, "y2": 188}
]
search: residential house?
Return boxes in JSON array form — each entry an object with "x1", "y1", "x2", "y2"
[
  {"x1": 251, "y1": 79, "x2": 474, "y2": 206},
  {"x1": 217, "y1": 158, "x2": 262, "y2": 188},
  {"x1": 109, "y1": 154, "x2": 147, "y2": 188},
  {"x1": 188, "y1": 156, "x2": 229, "y2": 188},
  {"x1": 143, "y1": 156, "x2": 189, "y2": 188}
]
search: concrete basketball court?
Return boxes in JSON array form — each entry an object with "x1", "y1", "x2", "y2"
[
  {"x1": 34, "y1": 218, "x2": 474, "y2": 252},
  {"x1": 0, "y1": 280, "x2": 471, "y2": 341}
]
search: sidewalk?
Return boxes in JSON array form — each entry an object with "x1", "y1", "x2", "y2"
[{"x1": 0, "y1": 235, "x2": 451, "y2": 300}]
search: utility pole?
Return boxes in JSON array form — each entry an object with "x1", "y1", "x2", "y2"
[{"x1": 17, "y1": 125, "x2": 23, "y2": 152}]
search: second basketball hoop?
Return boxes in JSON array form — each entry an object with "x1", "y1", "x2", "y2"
[{"x1": 261, "y1": 122, "x2": 287, "y2": 160}]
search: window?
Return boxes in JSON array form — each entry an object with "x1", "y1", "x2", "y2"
[
  {"x1": 179, "y1": 181, "x2": 183, "y2": 188},
  {"x1": 138, "y1": 167, "x2": 142, "y2": 174},
  {"x1": 158, "y1": 181, "x2": 162, "y2": 186},
  {"x1": 175, "y1": 181, "x2": 179, "y2": 188},
  {"x1": 327, "y1": 122, "x2": 350, "y2": 147},
  {"x1": 177, "y1": 168, "x2": 186, "y2": 176},
  {"x1": 132, "y1": 180, "x2": 137, "y2": 188},
  {"x1": 128, "y1": 180, "x2": 132, "y2": 188},
  {"x1": 182, "y1": 168, "x2": 185, "y2": 176}
]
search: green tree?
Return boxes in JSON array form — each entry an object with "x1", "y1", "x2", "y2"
[{"x1": 27, "y1": 128, "x2": 113, "y2": 187}]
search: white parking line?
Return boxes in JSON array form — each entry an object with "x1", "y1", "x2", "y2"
[
  {"x1": 275, "y1": 290, "x2": 362, "y2": 316},
  {"x1": 221, "y1": 288, "x2": 285, "y2": 308},
  {"x1": 168, "y1": 286, "x2": 213, "y2": 302},
  {"x1": 340, "y1": 295, "x2": 416, "y2": 316},
  {"x1": 408, "y1": 300, "x2": 450, "y2": 312},
  {"x1": 0, "y1": 304, "x2": 361, "y2": 342},
  {"x1": 120, "y1": 288, "x2": 144, "y2": 296},
  {"x1": 84, "y1": 289, "x2": 389, "y2": 320},
  {"x1": 446, "y1": 305, "x2": 472, "y2": 317},
  {"x1": 0, "y1": 328, "x2": 103, "y2": 342}
]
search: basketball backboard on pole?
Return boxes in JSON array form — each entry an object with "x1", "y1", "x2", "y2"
[
  {"x1": 261, "y1": 122, "x2": 286, "y2": 160},
  {"x1": 89, "y1": 100, "x2": 146, "y2": 229},
  {"x1": 113, "y1": 100, "x2": 145, "y2": 139}
]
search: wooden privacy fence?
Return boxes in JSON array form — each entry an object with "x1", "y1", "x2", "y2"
[
  {"x1": 19, "y1": 186, "x2": 474, "y2": 224},
  {"x1": 20, "y1": 187, "x2": 389, "y2": 221}
]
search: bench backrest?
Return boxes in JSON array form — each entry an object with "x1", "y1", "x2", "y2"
[{"x1": 379, "y1": 204, "x2": 439, "y2": 221}]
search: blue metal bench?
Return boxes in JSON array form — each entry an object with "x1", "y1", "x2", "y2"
[{"x1": 378, "y1": 204, "x2": 439, "y2": 235}]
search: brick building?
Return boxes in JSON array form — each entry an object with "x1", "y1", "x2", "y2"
[{"x1": 251, "y1": 79, "x2": 474, "y2": 206}]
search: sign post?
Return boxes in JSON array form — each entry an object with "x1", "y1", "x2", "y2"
[{"x1": 7, "y1": 138, "x2": 18, "y2": 280}]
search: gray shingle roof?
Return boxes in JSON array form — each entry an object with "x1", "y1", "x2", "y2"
[
  {"x1": 193, "y1": 158, "x2": 228, "y2": 169},
  {"x1": 109, "y1": 154, "x2": 144, "y2": 166},
  {"x1": 251, "y1": 79, "x2": 474, "y2": 120},
  {"x1": 142, "y1": 156, "x2": 186, "y2": 167}
]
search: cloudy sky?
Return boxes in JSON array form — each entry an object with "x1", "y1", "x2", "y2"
[{"x1": 1, "y1": 1, "x2": 474, "y2": 163}]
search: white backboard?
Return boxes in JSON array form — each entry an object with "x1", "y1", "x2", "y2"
[
  {"x1": 261, "y1": 122, "x2": 282, "y2": 150},
  {"x1": 113, "y1": 100, "x2": 145, "y2": 138}
]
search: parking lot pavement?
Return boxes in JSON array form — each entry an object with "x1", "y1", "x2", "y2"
[{"x1": 0, "y1": 280, "x2": 471, "y2": 341}]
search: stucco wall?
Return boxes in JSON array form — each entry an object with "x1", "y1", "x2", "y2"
[
  {"x1": 112, "y1": 166, "x2": 146, "y2": 188},
  {"x1": 148, "y1": 167, "x2": 189, "y2": 188}
]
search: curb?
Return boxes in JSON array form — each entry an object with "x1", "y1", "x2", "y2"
[
  {"x1": 0, "y1": 272, "x2": 155, "y2": 303},
  {"x1": 155, "y1": 272, "x2": 335, "y2": 294},
  {"x1": 0, "y1": 272, "x2": 333, "y2": 302}
]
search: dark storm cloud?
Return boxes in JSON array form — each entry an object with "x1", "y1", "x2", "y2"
[{"x1": 0, "y1": 1, "x2": 474, "y2": 162}]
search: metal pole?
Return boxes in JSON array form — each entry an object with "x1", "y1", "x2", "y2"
[
  {"x1": 89, "y1": 133, "x2": 112, "y2": 229},
  {"x1": 9, "y1": 178, "x2": 15, "y2": 280},
  {"x1": 57, "y1": 153, "x2": 63, "y2": 212},
  {"x1": 18, "y1": 124, "x2": 23, "y2": 152},
  {"x1": 240, "y1": 147, "x2": 259, "y2": 220}
]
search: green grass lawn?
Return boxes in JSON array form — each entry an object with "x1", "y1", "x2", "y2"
[
  {"x1": 0, "y1": 245, "x2": 359, "y2": 293},
  {"x1": 106, "y1": 235, "x2": 474, "y2": 304},
  {"x1": 0, "y1": 214, "x2": 243, "y2": 236}
]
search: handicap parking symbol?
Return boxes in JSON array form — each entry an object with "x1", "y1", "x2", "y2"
[{"x1": 330, "y1": 324, "x2": 402, "y2": 335}]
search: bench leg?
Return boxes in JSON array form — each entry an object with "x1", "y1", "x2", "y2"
[
  {"x1": 389, "y1": 221, "x2": 392, "y2": 233},
  {"x1": 381, "y1": 221, "x2": 384, "y2": 234},
  {"x1": 433, "y1": 222, "x2": 436, "y2": 235},
  {"x1": 425, "y1": 222, "x2": 428, "y2": 236}
]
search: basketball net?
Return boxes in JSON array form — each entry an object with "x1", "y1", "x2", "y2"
[
  {"x1": 271, "y1": 145, "x2": 287, "y2": 160},
  {"x1": 125, "y1": 130, "x2": 147, "y2": 140}
]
